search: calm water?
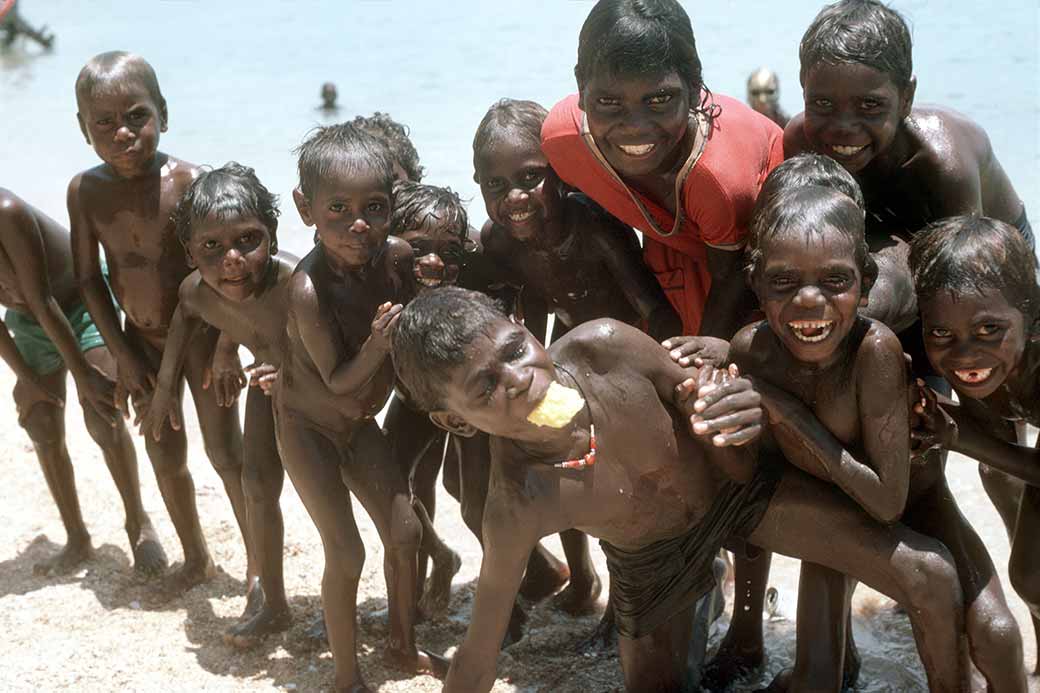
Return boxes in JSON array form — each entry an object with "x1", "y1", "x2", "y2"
[{"x1": 1, "y1": 0, "x2": 1037, "y2": 259}]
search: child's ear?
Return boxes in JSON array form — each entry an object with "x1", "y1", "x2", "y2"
[
  {"x1": 293, "y1": 188, "x2": 315, "y2": 226},
  {"x1": 158, "y1": 97, "x2": 169, "y2": 133},
  {"x1": 183, "y1": 243, "x2": 197, "y2": 269},
  {"x1": 76, "y1": 112, "x2": 91, "y2": 145},
  {"x1": 859, "y1": 273, "x2": 876, "y2": 306},
  {"x1": 429, "y1": 411, "x2": 478, "y2": 437},
  {"x1": 900, "y1": 77, "x2": 917, "y2": 119}
]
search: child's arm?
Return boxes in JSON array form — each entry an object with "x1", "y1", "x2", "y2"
[
  {"x1": 912, "y1": 385, "x2": 1040, "y2": 486},
  {"x1": 589, "y1": 223, "x2": 682, "y2": 341},
  {"x1": 0, "y1": 196, "x2": 116, "y2": 422},
  {"x1": 751, "y1": 331, "x2": 910, "y2": 524},
  {"x1": 140, "y1": 277, "x2": 204, "y2": 439},
  {"x1": 204, "y1": 331, "x2": 245, "y2": 408},
  {"x1": 68, "y1": 176, "x2": 155, "y2": 416},
  {"x1": 700, "y1": 247, "x2": 753, "y2": 339}
]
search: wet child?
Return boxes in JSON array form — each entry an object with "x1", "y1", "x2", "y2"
[
  {"x1": 0, "y1": 188, "x2": 165, "y2": 576},
  {"x1": 137, "y1": 163, "x2": 293, "y2": 647},
  {"x1": 729, "y1": 187, "x2": 1024, "y2": 691},
  {"x1": 911, "y1": 216, "x2": 1040, "y2": 674},
  {"x1": 392, "y1": 286, "x2": 966, "y2": 692},
  {"x1": 278, "y1": 123, "x2": 445, "y2": 688},
  {"x1": 351, "y1": 112, "x2": 425, "y2": 183},
  {"x1": 67, "y1": 51, "x2": 253, "y2": 600}
]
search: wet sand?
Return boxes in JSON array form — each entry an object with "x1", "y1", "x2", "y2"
[{"x1": 0, "y1": 365, "x2": 1035, "y2": 692}]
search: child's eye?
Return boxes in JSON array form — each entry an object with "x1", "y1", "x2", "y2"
[
  {"x1": 127, "y1": 110, "x2": 148, "y2": 122},
  {"x1": 810, "y1": 98, "x2": 832, "y2": 110},
  {"x1": 239, "y1": 232, "x2": 256, "y2": 245},
  {"x1": 646, "y1": 93, "x2": 672, "y2": 106},
  {"x1": 770, "y1": 277, "x2": 796, "y2": 291},
  {"x1": 508, "y1": 341, "x2": 526, "y2": 361},
  {"x1": 860, "y1": 99, "x2": 884, "y2": 112},
  {"x1": 483, "y1": 177, "x2": 505, "y2": 192},
  {"x1": 929, "y1": 327, "x2": 952, "y2": 339},
  {"x1": 95, "y1": 118, "x2": 112, "y2": 127},
  {"x1": 481, "y1": 375, "x2": 497, "y2": 402},
  {"x1": 328, "y1": 203, "x2": 346, "y2": 213},
  {"x1": 366, "y1": 201, "x2": 386, "y2": 214},
  {"x1": 202, "y1": 240, "x2": 220, "y2": 250},
  {"x1": 824, "y1": 275, "x2": 852, "y2": 290},
  {"x1": 522, "y1": 170, "x2": 545, "y2": 187},
  {"x1": 976, "y1": 324, "x2": 1003, "y2": 337}
]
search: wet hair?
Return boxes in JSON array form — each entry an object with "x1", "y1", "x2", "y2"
[
  {"x1": 350, "y1": 112, "x2": 424, "y2": 182},
  {"x1": 391, "y1": 181, "x2": 468, "y2": 240},
  {"x1": 294, "y1": 122, "x2": 396, "y2": 201},
  {"x1": 910, "y1": 216, "x2": 1040, "y2": 326},
  {"x1": 392, "y1": 287, "x2": 506, "y2": 411},
  {"x1": 575, "y1": 0, "x2": 709, "y2": 110},
  {"x1": 75, "y1": 51, "x2": 166, "y2": 116},
  {"x1": 748, "y1": 185, "x2": 877, "y2": 286},
  {"x1": 757, "y1": 153, "x2": 866, "y2": 213},
  {"x1": 799, "y1": 0, "x2": 913, "y2": 89},
  {"x1": 472, "y1": 99, "x2": 547, "y2": 171},
  {"x1": 173, "y1": 162, "x2": 280, "y2": 253}
]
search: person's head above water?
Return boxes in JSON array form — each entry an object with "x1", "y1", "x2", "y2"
[
  {"x1": 573, "y1": 0, "x2": 709, "y2": 181},
  {"x1": 174, "y1": 162, "x2": 280, "y2": 301},
  {"x1": 910, "y1": 216, "x2": 1040, "y2": 398},
  {"x1": 798, "y1": 0, "x2": 916, "y2": 173},
  {"x1": 320, "y1": 82, "x2": 337, "y2": 109},
  {"x1": 747, "y1": 67, "x2": 780, "y2": 113},
  {"x1": 757, "y1": 153, "x2": 866, "y2": 213},
  {"x1": 350, "y1": 112, "x2": 424, "y2": 183},
  {"x1": 391, "y1": 181, "x2": 469, "y2": 290}
]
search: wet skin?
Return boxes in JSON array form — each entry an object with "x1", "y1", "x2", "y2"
[
  {"x1": 433, "y1": 316, "x2": 965, "y2": 693},
  {"x1": 68, "y1": 75, "x2": 249, "y2": 597},
  {"x1": 0, "y1": 188, "x2": 165, "y2": 576},
  {"x1": 579, "y1": 66, "x2": 749, "y2": 339},
  {"x1": 915, "y1": 289, "x2": 1040, "y2": 671},
  {"x1": 785, "y1": 63, "x2": 1024, "y2": 236},
  {"x1": 140, "y1": 213, "x2": 299, "y2": 645},
  {"x1": 475, "y1": 134, "x2": 681, "y2": 342},
  {"x1": 283, "y1": 173, "x2": 445, "y2": 689},
  {"x1": 723, "y1": 235, "x2": 1024, "y2": 691}
]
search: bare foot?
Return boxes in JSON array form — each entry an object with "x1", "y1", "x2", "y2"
[
  {"x1": 156, "y1": 558, "x2": 216, "y2": 600},
  {"x1": 241, "y1": 578, "x2": 265, "y2": 620},
  {"x1": 130, "y1": 524, "x2": 168, "y2": 578},
  {"x1": 576, "y1": 606, "x2": 617, "y2": 654},
  {"x1": 384, "y1": 647, "x2": 450, "y2": 679},
  {"x1": 701, "y1": 636, "x2": 765, "y2": 690},
  {"x1": 418, "y1": 548, "x2": 461, "y2": 619},
  {"x1": 33, "y1": 538, "x2": 94, "y2": 576},
  {"x1": 518, "y1": 548, "x2": 569, "y2": 602},
  {"x1": 224, "y1": 605, "x2": 292, "y2": 649},
  {"x1": 551, "y1": 572, "x2": 603, "y2": 616},
  {"x1": 302, "y1": 611, "x2": 328, "y2": 649}
]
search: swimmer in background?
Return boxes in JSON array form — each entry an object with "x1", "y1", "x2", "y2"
[
  {"x1": 746, "y1": 67, "x2": 788, "y2": 128},
  {"x1": 319, "y1": 82, "x2": 338, "y2": 114}
]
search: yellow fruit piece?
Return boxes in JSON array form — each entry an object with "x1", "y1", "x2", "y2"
[{"x1": 527, "y1": 381, "x2": 585, "y2": 428}]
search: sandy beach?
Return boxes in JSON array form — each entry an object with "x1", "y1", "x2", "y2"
[{"x1": 0, "y1": 364, "x2": 1036, "y2": 692}]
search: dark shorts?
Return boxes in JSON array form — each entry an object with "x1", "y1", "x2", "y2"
[
  {"x1": 5, "y1": 302, "x2": 107, "y2": 375},
  {"x1": 601, "y1": 462, "x2": 782, "y2": 639}
]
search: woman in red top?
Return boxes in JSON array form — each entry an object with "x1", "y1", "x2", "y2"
[{"x1": 542, "y1": 0, "x2": 783, "y2": 338}]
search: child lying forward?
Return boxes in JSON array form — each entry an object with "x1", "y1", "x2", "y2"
[{"x1": 391, "y1": 286, "x2": 965, "y2": 692}]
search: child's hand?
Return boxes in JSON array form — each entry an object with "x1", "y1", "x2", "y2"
[
  {"x1": 13, "y1": 376, "x2": 64, "y2": 426},
  {"x1": 683, "y1": 364, "x2": 763, "y2": 447},
  {"x1": 910, "y1": 378, "x2": 957, "y2": 456},
  {"x1": 138, "y1": 386, "x2": 182, "y2": 442},
  {"x1": 114, "y1": 352, "x2": 157, "y2": 422},
  {"x1": 662, "y1": 335, "x2": 729, "y2": 368},
  {"x1": 204, "y1": 345, "x2": 246, "y2": 408},
  {"x1": 245, "y1": 362, "x2": 279, "y2": 396},
  {"x1": 370, "y1": 302, "x2": 404, "y2": 352},
  {"x1": 75, "y1": 365, "x2": 120, "y2": 426}
]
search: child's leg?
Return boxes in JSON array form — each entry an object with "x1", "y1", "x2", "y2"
[
  {"x1": 275, "y1": 413, "x2": 368, "y2": 690},
  {"x1": 341, "y1": 420, "x2": 445, "y2": 676},
  {"x1": 906, "y1": 479, "x2": 1026, "y2": 692},
  {"x1": 747, "y1": 469, "x2": 966, "y2": 692},
  {"x1": 701, "y1": 547, "x2": 771, "y2": 686},
  {"x1": 554, "y1": 529, "x2": 602, "y2": 615},
  {"x1": 182, "y1": 330, "x2": 251, "y2": 589},
  {"x1": 1009, "y1": 485, "x2": 1040, "y2": 647},
  {"x1": 226, "y1": 387, "x2": 290, "y2": 646},
  {"x1": 617, "y1": 602, "x2": 696, "y2": 692},
  {"x1": 15, "y1": 369, "x2": 93, "y2": 575},
  {"x1": 81, "y1": 346, "x2": 166, "y2": 576}
]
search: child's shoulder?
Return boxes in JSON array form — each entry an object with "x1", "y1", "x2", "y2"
[
  {"x1": 904, "y1": 106, "x2": 991, "y2": 173},
  {"x1": 554, "y1": 318, "x2": 645, "y2": 369},
  {"x1": 852, "y1": 317, "x2": 905, "y2": 373},
  {"x1": 730, "y1": 320, "x2": 774, "y2": 361},
  {"x1": 479, "y1": 219, "x2": 513, "y2": 258}
]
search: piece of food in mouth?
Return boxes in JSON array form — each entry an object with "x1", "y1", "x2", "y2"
[{"x1": 527, "y1": 380, "x2": 585, "y2": 428}]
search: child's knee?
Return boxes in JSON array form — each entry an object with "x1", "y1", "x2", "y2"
[
  {"x1": 323, "y1": 539, "x2": 365, "y2": 582},
  {"x1": 21, "y1": 404, "x2": 63, "y2": 450},
  {"x1": 204, "y1": 438, "x2": 242, "y2": 476},
  {"x1": 241, "y1": 456, "x2": 283, "y2": 502},
  {"x1": 968, "y1": 607, "x2": 1023, "y2": 669},
  {"x1": 82, "y1": 409, "x2": 121, "y2": 448},
  {"x1": 902, "y1": 547, "x2": 961, "y2": 613}
]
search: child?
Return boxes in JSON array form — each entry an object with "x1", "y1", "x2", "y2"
[
  {"x1": 67, "y1": 51, "x2": 253, "y2": 600},
  {"x1": 279, "y1": 123, "x2": 445, "y2": 688},
  {"x1": 746, "y1": 68, "x2": 789, "y2": 128},
  {"x1": 911, "y1": 216, "x2": 1040, "y2": 673},
  {"x1": 392, "y1": 286, "x2": 967, "y2": 692},
  {"x1": 0, "y1": 188, "x2": 165, "y2": 576},
  {"x1": 138, "y1": 163, "x2": 293, "y2": 647},
  {"x1": 729, "y1": 187, "x2": 1024, "y2": 690},
  {"x1": 352, "y1": 112, "x2": 425, "y2": 183}
]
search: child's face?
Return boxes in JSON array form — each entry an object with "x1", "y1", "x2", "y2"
[
  {"x1": 476, "y1": 136, "x2": 560, "y2": 242},
  {"x1": 188, "y1": 213, "x2": 272, "y2": 301},
  {"x1": 801, "y1": 62, "x2": 912, "y2": 174},
  {"x1": 920, "y1": 288, "x2": 1027, "y2": 400},
  {"x1": 399, "y1": 215, "x2": 464, "y2": 290},
  {"x1": 756, "y1": 226, "x2": 865, "y2": 365},
  {"x1": 581, "y1": 67, "x2": 692, "y2": 179},
  {"x1": 77, "y1": 81, "x2": 166, "y2": 178},
  {"x1": 296, "y1": 167, "x2": 391, "y2": 270},
  {"x1": 435, "y1": 316, "x2": 557, "y2": 440}
]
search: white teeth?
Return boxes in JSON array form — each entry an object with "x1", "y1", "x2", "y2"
[
  {"x1": 508, "y1": 210, "x2": 534, "y2": 223},
  {"x1": 953, "y1": 368, "x2": 993, "y2": 384},
  {"x1": 787, "y1": 320, "x2": 835, "y2": 343},
  {"x1": 832, "y1": 144, "x2": 866, "y2": 156},
  {"x1": 418, "y1": 277, "x2": 441, "y2": 287},
  {"x1": 619, "y1": 143, "x2": 655, "y2": 156}
]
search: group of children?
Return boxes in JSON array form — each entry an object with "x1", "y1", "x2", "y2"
[{"x1": 3, "y1": 0, "x2": 1038, "y2": 691}]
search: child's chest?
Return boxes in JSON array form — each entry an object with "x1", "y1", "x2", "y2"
[
  {"x1": 780, "y1": 368, "x2": 862, "y2": 448},
  {"x1": 514, "y1": 247, "x2": 613, "y2": 325},
  {"x1": 208, "y1": 294, "x2": 287, "y2": 364},
  {"x1": 321, "y1": 270, "x2": 403, "y2": 354}
]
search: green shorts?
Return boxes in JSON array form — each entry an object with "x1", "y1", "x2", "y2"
[{"x1": 5, "y1": 302, "x2": 108, "y2": 375}]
